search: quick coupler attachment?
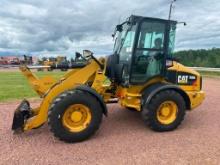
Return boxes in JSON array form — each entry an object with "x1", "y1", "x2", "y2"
[{"x1": 12, "y1": 99, "x2": 32, "y2": 131}]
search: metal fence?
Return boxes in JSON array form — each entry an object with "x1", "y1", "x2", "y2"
[{"x1": 188, "y1": 67, "x2": 220, "y2": 72}]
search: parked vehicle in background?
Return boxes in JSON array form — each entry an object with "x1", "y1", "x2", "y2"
[
  {"x1": 9, "y1": 57, "x2": 20, "y2": 65},
  {"x1": 0, "y1": 57, "x2": 8, "y2": 65}
]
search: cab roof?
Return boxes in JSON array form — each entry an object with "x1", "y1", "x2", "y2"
[{"x1": 128, "y1": 15, "x2": 177, "y2": 25}]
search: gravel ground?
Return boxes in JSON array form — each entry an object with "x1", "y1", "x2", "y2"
[{"x1": 0, "y1": 78, "x2": 220, "y2": 165}]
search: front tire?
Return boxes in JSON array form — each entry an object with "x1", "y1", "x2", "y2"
[
  {"x1": 48, "y1": 90, "x2": 103, "y2": 143},
  {"x1": 141, "y1": 90, "x2": 186, "y2": 132}
]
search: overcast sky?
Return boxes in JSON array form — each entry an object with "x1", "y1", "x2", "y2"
[{"x1": 0, "y1": 0, "x2": 220, "y2": 57}]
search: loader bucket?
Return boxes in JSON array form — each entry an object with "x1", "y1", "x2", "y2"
[{"x1": 12, "y1": 99, "x2": 32, "y2": 131}]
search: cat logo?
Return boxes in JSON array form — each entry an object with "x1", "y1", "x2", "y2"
[{"x1": 178, "y1": 75, "x2": 188, "y2": 84}]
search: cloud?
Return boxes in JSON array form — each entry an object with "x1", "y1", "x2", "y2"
[{"x1": 0, "y1": 0, "x2": 220, "y2": 57}]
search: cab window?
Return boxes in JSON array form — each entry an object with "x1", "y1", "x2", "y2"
[{"x1": 130, "y1": 21, "x2": 166, "y2": 83}]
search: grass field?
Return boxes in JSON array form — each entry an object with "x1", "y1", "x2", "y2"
[
  {"x1": 0, "y1": 70, "x2": 219, "y2": 102},
  {"x1": 0, "y1": 71, "x2": 64, "y2": 102}
]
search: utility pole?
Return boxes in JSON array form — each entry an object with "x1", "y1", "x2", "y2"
[{"x1": 168, "y1": 0, "x2": 176, "y2": 20}]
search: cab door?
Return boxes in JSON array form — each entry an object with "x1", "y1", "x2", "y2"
[{"x1": 130, "y1": 20, "x2": 167, "y2": 84}]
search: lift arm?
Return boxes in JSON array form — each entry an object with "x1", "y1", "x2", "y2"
[{"x1": 19, "y1": 65, "x2": 56, "y2": 97}]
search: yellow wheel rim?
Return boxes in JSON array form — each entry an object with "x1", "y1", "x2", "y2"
[
  {"x1": 62, "y1": 104, "x2": 92, "y2": 132},
  {"x1": 156, "y1": 101, "x2": 178, "y2": 125}
]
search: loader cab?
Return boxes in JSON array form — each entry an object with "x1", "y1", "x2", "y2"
[{"x1": 108, "y1": 15, "x2": 177, "y2": 85}]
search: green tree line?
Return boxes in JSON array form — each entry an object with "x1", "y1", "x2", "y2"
[{"x1": 173, "y1": 48, "x2": 220, "y2": 68}]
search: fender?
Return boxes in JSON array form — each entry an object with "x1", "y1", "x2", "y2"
[
  {"x1": 141, "y1": 83, "x2": 191, "y2": 110},
  {"x1": 75, "y1": 85, "x2": 108, "y2": 116}
]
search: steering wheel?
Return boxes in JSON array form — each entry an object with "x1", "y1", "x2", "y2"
[
  {"x1": 136, "y1": 55, "x2": 154, "y2": 64},
  {"x1": 137, "y1": 53, "x2": 163, "y2": 64},
  {"x1": 137, "y1": 55, "x2": 148, "y2": 63}
]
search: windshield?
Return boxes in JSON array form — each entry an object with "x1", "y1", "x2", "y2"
[{"x1": 113, "y1": 22, "x2": 137, "y2": 62}]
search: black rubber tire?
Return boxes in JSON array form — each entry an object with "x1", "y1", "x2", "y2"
[
  {"x1": 141, "y1": 90, "x2": 186, "y2": 132},
  {"x1": 48, "y1": 90, "x2": 103, "y2": 143}
]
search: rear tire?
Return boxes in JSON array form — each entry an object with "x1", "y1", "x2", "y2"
[
  {"x1": 48, "y1": 90, "x2": 103, "y2": 143},
  {"x1": 141, "y1": 90, "x2": 186, "y2": 132}
]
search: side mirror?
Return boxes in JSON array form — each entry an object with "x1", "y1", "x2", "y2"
[
  {"x1": 75, "y1": 52, "x2": 81, "y2": 59},
  {"x1": 83, "y1": 50, "x2": 93, "y2": 59},
  {"x1": 116, "y1": 25, "x2": 122, "y2": 32},
  {"x1": 178, "y1": 22, "x2": 187, "y2": 26}
]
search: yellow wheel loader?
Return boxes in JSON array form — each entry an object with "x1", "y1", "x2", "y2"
[{"x1": 12, "y1": 15, "x2": 205, "y2": 143}]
